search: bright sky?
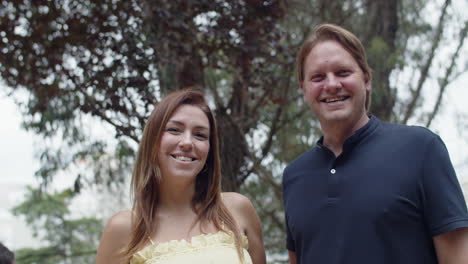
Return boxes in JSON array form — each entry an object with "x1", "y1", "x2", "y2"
[
  {"x1": 0, "y1": 93, "x2": 40, "y2": 249},
  {"x1": 0, "y1": 93, "x2": 130, "y2": 250}
]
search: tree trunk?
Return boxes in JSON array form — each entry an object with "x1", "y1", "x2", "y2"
[{"x1": 363, "y1": 0, "x2": 399, "y2": 121}]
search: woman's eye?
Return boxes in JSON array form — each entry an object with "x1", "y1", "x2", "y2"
[
  {"x1": 167, "y1": 127, "x2": 179, "y2": 133},
  {"x1": 195, "y1": 133, "x2": 208, "y2": 139}
]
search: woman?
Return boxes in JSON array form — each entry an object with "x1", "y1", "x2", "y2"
[{"x1": 96, "y1": 89, "x2": 266, "y2": 264}]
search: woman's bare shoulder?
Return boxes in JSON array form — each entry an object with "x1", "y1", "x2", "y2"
[
  {"x1": 222, "y1": 192, "x2": 266, "y2": 264},
  {"x1": 106, "y1": 209, "x2": 133, "y2": 234},
  {"x1": 96, "y1": 209, "x2": 133, "y2": 264},
  {"x1": 221, "y1": 192, "x2": 256, "y2": 222},
  {"x1": 222, "y1": 192, "x2": 252, "y2": 206}
]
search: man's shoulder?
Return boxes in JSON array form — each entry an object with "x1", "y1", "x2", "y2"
[
  {"x1": 288, "y1": 146, "x2": 320, "y2": 165},
  {"x1": 379, "y1": 120, "x2": 437, "y2": 141},
  {"x1": 283, "y1": 146, "x2": 321, "y2": 178}
]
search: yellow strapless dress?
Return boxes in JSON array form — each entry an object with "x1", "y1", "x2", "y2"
[{"x1": 130, "y1": 231, "x2": 253, "y2": 264}]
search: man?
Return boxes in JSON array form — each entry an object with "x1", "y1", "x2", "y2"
[
  {"x1": 282, "y1": 23, "x2": 468, "y2": 264},
  {"x1": 0, "y1": 243, "x2": 15, "y2": 264}
]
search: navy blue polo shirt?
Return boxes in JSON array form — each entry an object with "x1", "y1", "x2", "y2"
[{"x1": 283, "y1": 116, "x2": 468, "y2": 264}]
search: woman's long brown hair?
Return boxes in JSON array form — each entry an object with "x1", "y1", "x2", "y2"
[{"x1": 122, "y1": 89, "x2": 244, "y2": 263}]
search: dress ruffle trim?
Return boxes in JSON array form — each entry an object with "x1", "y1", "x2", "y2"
[{"x1": 131, "y1": 231, "x2": 248, "y2": 263}]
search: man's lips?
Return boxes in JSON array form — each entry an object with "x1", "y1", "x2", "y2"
[{"x1": 320, "y1": 96, "x2": 350, "y2": 103}]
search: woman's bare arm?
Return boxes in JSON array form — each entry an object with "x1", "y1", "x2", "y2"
[
  {"x1": 96, "y1": 210, "x2": 132, "y2": 264},
  {"x1": 223, "y1": 192, "x2": 266, "y2": 264}
]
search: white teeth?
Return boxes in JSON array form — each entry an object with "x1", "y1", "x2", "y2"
[
  {"x1": 325, "y1": 97, "x2": 346, "y2": 103},
  {"x1": 175, "y1": 156, "x2": 192, "y2": 161}
]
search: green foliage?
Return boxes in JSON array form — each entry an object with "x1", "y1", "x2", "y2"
[
  {"x1": 15, "y1": 247, "x2": 63, "y2": 264},
  {"x1": 12, "y1": 187, "x2": 103, "y2": 264},
  {"x1": 1, "y1": 0, "x2": 466, "y2": 262}
]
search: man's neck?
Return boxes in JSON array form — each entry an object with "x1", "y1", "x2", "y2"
[{"x1": 321, "y1": 114, "x2": 370, "y2": 157}]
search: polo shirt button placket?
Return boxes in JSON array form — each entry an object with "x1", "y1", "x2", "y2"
[{"x1": 328, "y1": 167, "x2": 339, "y2": 201}]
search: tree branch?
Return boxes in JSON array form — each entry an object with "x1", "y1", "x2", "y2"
[
  {"x1": 80, "y1": 93, "x2": 139, "y2": 143},
  {"x1": 426, "y1": 21, "x2": 468, "y2": 127},
  {"x1": 205, "y1": 69, "x2": 226, "y2": 111},
  {"x1": 402, "y1": 0, "x2": 451, "y2": 124}
]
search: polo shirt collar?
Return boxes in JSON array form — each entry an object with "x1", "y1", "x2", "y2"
[{"x1": 316, "y1": 115, "x2": 380, "y2": 151}]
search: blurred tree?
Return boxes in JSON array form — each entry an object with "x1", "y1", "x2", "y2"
[
  {"x1": 12, "y1": 187, "x2": 102, "y2": 264},
  {"x1": 1, "y1": 0, "x2": 466, "y2": 262}
]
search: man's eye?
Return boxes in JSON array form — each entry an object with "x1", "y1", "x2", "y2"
[
  {"x1": 337, "y1": 70, "x2": 350, "y2": 76},
  {"x1": 310, "y1": 75, "x2": 324, "y2": 82}
]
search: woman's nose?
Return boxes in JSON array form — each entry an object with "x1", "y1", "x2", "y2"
[{"x1": 179, "y1": 132, "x2": 193, "y2": 150}]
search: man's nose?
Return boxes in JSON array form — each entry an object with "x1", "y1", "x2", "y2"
[{"x1": 324, "y1": 74, "x2": 342, "y2": 92}]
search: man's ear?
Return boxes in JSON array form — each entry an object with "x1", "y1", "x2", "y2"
[{"x1": 364, "y1": 73, "x2": 372, "y2": 92}]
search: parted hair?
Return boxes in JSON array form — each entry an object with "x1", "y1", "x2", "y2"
[
  {"x1": 122, "y1": 89, "x2": 244, "y2": 263},
  {"x1": 0, "y1": 243, "x2": 14, "y2": 264},
  {"x1": 297, "y1": 23, "x2": 373, "y2": 110}
]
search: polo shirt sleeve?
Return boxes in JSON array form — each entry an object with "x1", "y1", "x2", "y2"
[
  {"x1": 421, "y1": 135, "x2": 468, "y2": 236},
  {"x1": 285, "y1": 213, "x2": 296, "y2": 252},
  {"x1": 283, "y1": 166, "x2": 296, "y2": 252}
]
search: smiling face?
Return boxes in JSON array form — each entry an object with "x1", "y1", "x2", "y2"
[
  {"x1": 158, "y1": 104, "x2": 210, "y2": 183},
  {"x1": 301, "y1": 40, "x2": 371, "y2": 128}
]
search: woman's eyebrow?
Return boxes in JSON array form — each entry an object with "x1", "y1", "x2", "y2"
[{"x1": 167, "y1": 120, "x2": 209, "y2": 131}]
